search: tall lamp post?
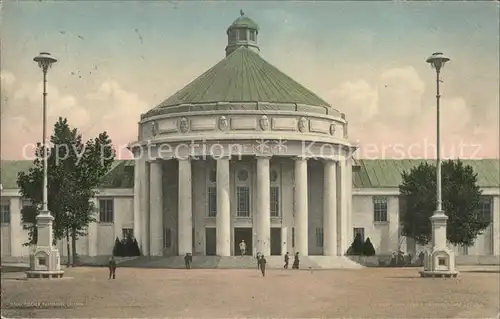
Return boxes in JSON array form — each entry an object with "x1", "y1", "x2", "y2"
[
  {"x1": 34, "y1": 52, "x2": 57, "y2": 217},
  {"x1": 25, "y1": 52, "x2": 64, "y2": 279},
  {"x1": 419, "y1": 52, "x2": 458, "y2": 278}
]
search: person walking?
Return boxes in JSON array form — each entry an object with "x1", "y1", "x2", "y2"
[
  {"x1": 256, "y1": 252, "x2": 261, "y2": 270},
  {"x1": 259, "y1": 255, "x2": 267, "y2": 277},
  {"x1": 108, "y1": 256, "x2": 117, "y2": 279},
  {"x1": 184, "y1": 253, "x2": 192, "y2": 269},
  {"x1": 239, "y1": 240, "x2": 247, "y2": 256},
  {"x1": 284, "y1": 252, "x2": 289, "y2": 269},
  {"x1": 292, "y1": 252, "x2": 300, "y2": 269}
]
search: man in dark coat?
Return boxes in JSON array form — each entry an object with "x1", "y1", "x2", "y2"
[
  {"x1": 108, "y1": 256, "x2": 117, "y2": 279},
  {"x1": 284, "y1": 252, "x2": 289, "y2": 269},
  {"x1": 256, "y1": 252, "x2": 261, "y2": 270},
  {"x1": 259, "y1": 255, "x2": 267, "y2": 277}
]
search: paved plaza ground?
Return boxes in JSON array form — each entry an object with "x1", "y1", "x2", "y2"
[{"x1": 1, "y1": 266, "x2": 499, "y2": 318}]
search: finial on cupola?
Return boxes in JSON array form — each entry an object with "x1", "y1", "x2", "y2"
[{"x1": 240, "y1": 9, "x2": 244, "y2": 16}]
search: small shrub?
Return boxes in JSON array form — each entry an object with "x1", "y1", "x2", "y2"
[
  {"x1": 347, "y1": 233, "x2": 364, "y2": 255},
  {"x1": 362, "y1": 237, "x2": 376, "y2": 256},
  {"x1": 131, "y1": 238, "x2": 141, "y2": 256},
  {"x1": 120, "y1": 235, "x2": 141, "y2": 257},
  {"x1": 112, "y1": 237, "x2": 124, "y2": 257}
]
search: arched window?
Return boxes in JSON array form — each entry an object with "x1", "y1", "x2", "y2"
[
  {"x1": 270, "y1": 166, "x2": 281, "y2": 217},
  {"x1": 235, "y1": 166, "x2": 251, "y2": 217}
]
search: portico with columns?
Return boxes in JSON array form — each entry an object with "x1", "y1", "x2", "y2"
[
  {"x1": 129, "y1": 11, "x2": 357, "y2": 257},
  {"x1": 132, "y1": 141, "x2": 355, "y2": 257}
]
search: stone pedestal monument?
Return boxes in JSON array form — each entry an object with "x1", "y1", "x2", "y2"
[
  {"x1": 25, "y1": 212, "x2": 64, "y2": 278},
  {"x1": 420, "y1": 213, "x2": 459, "y2": 278}
]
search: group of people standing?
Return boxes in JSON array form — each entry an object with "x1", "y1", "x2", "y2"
[
  {"x1": 283, "y1": 252, "x2": 300, "y2": 269},
  {"x1": 254, "y1": 251, "x2": 300, "y2": 277}
]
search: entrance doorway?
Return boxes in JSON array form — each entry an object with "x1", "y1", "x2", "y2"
[
  {"x1": 234, "y1": 228, "x2": 253, "y2": 256},
  {"x1": 271, "y1": 228, "x2": 281, "y2": 256},
  {"x1": 205, "y1": 227, "x2": 216, "y2": 256}
]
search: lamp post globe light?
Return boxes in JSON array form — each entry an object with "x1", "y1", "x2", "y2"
[
  {"x1": 25, "y1": 52, "x2": 64, "y2": 279},
  {"x1": 419, "y1": 52, "x2": 459, "y2": 278}
]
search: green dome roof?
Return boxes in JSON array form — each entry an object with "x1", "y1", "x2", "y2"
[
  {"x1": 228, "y1": 10, "x2": 259, "y2": 31},
  {"x1": 146, "y1": 46, "x2": 336, "y2": 117}
]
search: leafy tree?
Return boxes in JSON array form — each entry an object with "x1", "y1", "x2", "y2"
[
  {"x1": 399, "y1": 160, "x2": 488, "y2": 247},
  {"x1": 362, "y1": 238, "x2": 376, "y2": 256},
  {"x1": 346, "y1": 233, "x2": 364, "y2": 256},
  {"x1": 17, "y1": 117, "x2": 115, "y2": 266}
]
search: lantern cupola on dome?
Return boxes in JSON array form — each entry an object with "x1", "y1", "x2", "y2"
[{"x1": 225, "y1": 10, "x2": 260, "y2": 57}]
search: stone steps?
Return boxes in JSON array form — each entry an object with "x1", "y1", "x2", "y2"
[{"x1": 118, "y1": 255, "x2": 364, "y2": 269}]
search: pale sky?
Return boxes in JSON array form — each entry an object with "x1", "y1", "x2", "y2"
[{"x1": 1, "y1": 1, "x2": 499, "y2": 160}]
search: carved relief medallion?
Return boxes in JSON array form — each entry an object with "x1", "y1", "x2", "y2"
[
  {"x1": 259, "y1": 115, "x2": 270, "y2": 131},
  {"x1": 218, "y1": 116, "x2": 228, "y2": 131},
  {"x1": 329, "y1": 123, "x2": 336, "y2": 136},
  {"x1": 151, "y1": 120, "x2": 158, "y2": 137},
  {"x1": 298, "y1": 117, "x2": 308, "y2": 132},
  {"x1": 178, "y1": 117, "x2": 189, "y2": 133}
]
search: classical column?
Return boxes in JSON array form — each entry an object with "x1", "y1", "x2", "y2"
[
  {"x1": 10, "y1": 198, "x2": 22, "y2": 257},
  {"x1": 134, "y1": 158, "x2": 142, "y2": 247},
  {"x1": 336, "y1": 158, "x2": 348, "y2": 255},
  {"x1": 492, "y1": 196, "x2": 499, "y2": 256},
  {"x1": 216, "y1": 156, "x2": 231, "y2": 256},
  {"x1": 139, "y1": 159, "x2": 150, "y2": 255},
  {"x1": 323, "y1": 159, "x2": 337, "y2": 256},
  {"x1": 178, "y1": 158, "x2": 193, "y2": 255},
  {"x1": 256, "y1": 155, "x2": 271, "y2": 256},
  {"x1": 133, "y1": 158, "x2": 142, "y2": 249},
  {"x1": 346, "y1": 157, "x2": 353, "y2": 245},
  {"x1": 87, "y1": 196, "x2": 98, "y2": 257},
  {"x1": 149, "y1": 160, "x2": 163, "y2": 256},
  {"x1": 294, "y1": 157, "x2": 308, "y2": 256}
]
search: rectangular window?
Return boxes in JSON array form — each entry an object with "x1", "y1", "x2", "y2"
[
  {"x1": 236, "y1": 186, "x2": 250, "y2": 217},
  {"x1": 478, "y1": 196, "x2": 492, "y2": 223},
  {"x1": 0, "y1": 200, "x2": 10, "y2": 224},
  {"x1": 373, "y1": 197, "x2": 388, "y2": 222},
  {"x1": 315, "y1": 228, "x2": 324, "y2": 247},
  {"x1": 249, "y1": 30, "x2": 256, "y2": 41},
  {"x1": 99, "y1": 199, "x2": 114, "y2": 223},
  {"x1": 270, "y1": 186, "x2": 280, "y2": 217},
  {"x1": 229, "y1": 30, "x2": 237, "y2": 42},
  {"x1": 238, "y1": 29, "x2": 247, "y2": 40},
  {"x1": 292, "y1": 227, "x2": 295, "y2": 247},
  {"x1": 353, "y1": 227, "x2": 365, "y2": 242},
  {"x1": 164, "y1": 228, "x2": 171, "y2": 248},
  {"x1": 208, "y1": 186, "x2": 217, "y2": 217}
]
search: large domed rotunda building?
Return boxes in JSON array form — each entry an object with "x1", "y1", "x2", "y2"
[
  {"x1": 2, "y1": 12, "x2": 497, "y2": 265},
  {"x1": 131, "y1": 11, "x2": 357, "y2": 257}
]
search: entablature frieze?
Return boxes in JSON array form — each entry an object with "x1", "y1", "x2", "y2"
[
  {"x1": 131, "y1": 139, "x2": 352, "y2": 162},
  {"x1": 138, "y1": 110, "x2": 349, "y2": 144}
]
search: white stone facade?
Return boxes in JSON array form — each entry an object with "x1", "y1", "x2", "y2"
[{"x1": 1, "y1": 183, "x2": 498, "y2": 258}]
